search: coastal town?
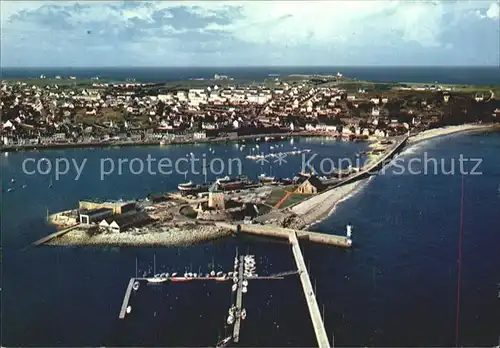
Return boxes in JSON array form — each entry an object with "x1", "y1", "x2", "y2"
[
  {"x1": 2, "y1": 73, "x2": 498, "y2": 248},
  {"x1": 1, "y1": 73, "x2": 499, "y2": 150}
]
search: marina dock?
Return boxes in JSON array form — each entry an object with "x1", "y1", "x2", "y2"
[
  {"x1": 216, "y1": 222, "x2": 351, "y2": 248},
  {"x1": 289, "y1": 232, "x2": 330, "y2": 348},
  {"x1": 119, "y1": 278, "x2": 135, "y2": 319}
]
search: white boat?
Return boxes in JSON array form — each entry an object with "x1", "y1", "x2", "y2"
[
  {"x1": 216, "y1": 271, "x2": 223, "y2": 277},
  {"x1": 227, "y1": 315, "x2": 234, "y2": 325},
  {"x1": 210, "y1": 270, "x2": 216, "y2": 277},
  {"x1": 126, "y1": 306, "x2": 132, "y2": 314},
  {"x1": 171, "y1": 272, "x2": 177, "y2": 277},
  {"x1": 241, "y1": 309, "x2": 247, "y2": 320},
  {"x1": 133, "y1": 281, "x2": 140, "y2": 291},
  {"x1": 147, "y1": 277, "x2": 167, "y2": 283},
  {"x1": 242, "y1": 287, "x2": 248, "y2": 293},
  {"x1": 242, "y1": 280, "x2": 248, "y2": 286},
  {"x1": 232, "y1": 284, "x2": 237, "y2": 292},
  {"x1": 178, "y1": 181, "x2": 195, "y2": 191}
]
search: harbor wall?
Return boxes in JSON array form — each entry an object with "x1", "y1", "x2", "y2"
[{"x1": 216, "y1": 222, "x2": 350, "y2": 248}]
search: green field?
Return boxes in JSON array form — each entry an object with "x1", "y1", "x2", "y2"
[
  {"x1": 264, "y1": 188, "x2": 287, "y2": 206},
  {"x1": 279, "y1": 193, "x2": 311, "y2": 209}
]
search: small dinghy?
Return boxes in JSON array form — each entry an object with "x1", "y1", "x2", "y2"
[
  {"x1": 132, "y1": 281, "x2": 140, "y2": 291},
  {"x1": 232, "y1": 283, "x2": 237, "y2": 292},
  {"x1": 126, "y1": 306, "x2": 132, "y2": 314}
]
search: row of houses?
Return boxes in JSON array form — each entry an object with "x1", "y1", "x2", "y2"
[{"x1": 78, "y1": 201, "x2": 153, "y2": 233}]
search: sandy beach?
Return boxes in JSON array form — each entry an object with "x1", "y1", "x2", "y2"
[
  {"x1": 408, "y1": 124, "x2": 496, "y2": 144},
  {"x1": 289, "y1": 179, "x2": 369, "y2": 230},
  {"x1": 46, "y1": 224, "x2": 232, "y2": 247}
]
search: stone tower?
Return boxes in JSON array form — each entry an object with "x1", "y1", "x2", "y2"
[{"x1": 208, "y1": 182, "x2": 225, "y2": 210}]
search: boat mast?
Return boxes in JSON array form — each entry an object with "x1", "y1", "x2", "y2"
[
  {"x1": 135, "y1": 256, "x2": 138, "y2": 278},
  {"x1": 153, "y1": 253, "x2": 156, "y2": 276}
]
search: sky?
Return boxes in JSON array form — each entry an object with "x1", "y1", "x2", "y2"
[{"x1": 1, "y1": 0, "x2": 499, "y2": 67}]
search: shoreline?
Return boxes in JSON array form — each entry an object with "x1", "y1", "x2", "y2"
[
  {"x1": 37, "y1": 123, "x2": 498, "y2": 247},
  {"x1": 45, "y1": 224, "x2": 233, "y2": 247},
  {"x1": 290, "y1": 179, "x2": 369, "y2": 230},
  {"x1": 0, "y1": 131, "x2": 366, "y2": 153}
]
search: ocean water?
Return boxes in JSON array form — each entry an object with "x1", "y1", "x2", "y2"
[
  {"x1": 1, "y1": 133, "x2": 499, "y2": 346},
  {"x1": 1, "y1": 66, "x2": 500, "y2": 85}
]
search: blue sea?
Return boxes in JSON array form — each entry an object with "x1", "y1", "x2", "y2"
[
  {"x1": 1, "y1": 133, "x2": 500, "y2": 346},
  {"x1": 1, "y1": 66, "x2": 500, "y2": 85}
]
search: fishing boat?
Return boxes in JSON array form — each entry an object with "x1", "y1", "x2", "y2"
[
  {"x1": 258, "y1": 173, "x2": 275, "y2": 183},
  {"x1": 178, "y1": 181, "x2": 195, "y2": 191},
  {"x1": 216, "y1": 175, "x2": 251, "y2": 190}
]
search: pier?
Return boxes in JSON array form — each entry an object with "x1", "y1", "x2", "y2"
[
  {"x1": 216, "y1": 222, "x2": 351, "y2": 248},
  {"x1": 289, "y1": 232, "x2": 330, "y2": 348},
  {"x1": 119, "y1": 278, "x2": 135, "y2": 319},
  {"x1": 232, "y1": 255, "x2": 245, "y2": 343}
]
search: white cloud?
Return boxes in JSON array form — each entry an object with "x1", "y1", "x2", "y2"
[{"x1": 1, "y1": 0, "x2": 498, "y2": 66}]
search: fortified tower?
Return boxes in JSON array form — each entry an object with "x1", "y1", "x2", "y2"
[{"x1": 208, "y1": 182, "x2": 225, "y2": 210}]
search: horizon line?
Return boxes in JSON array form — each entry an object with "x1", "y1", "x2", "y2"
[{"x1": 1, "y1": 65, "x2": 499, "y2": 69}]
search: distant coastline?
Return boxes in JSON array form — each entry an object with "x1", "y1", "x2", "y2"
[{"x1": 2, "y1": 66, "x2": 500, "y2": 85}]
